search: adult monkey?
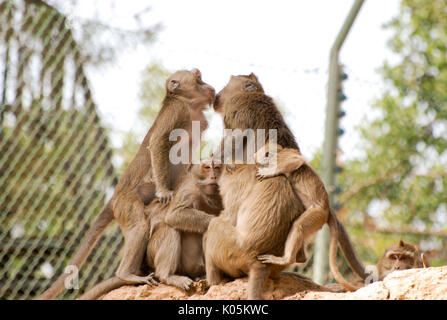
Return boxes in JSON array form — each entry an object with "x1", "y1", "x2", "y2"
[
  {"x1": 77, "y1": 160, "x2": 223, "y2": 300},
  {"x1": 204, "y1": 74, "x2": 367, "y2": 299},
  {"x1": 38, "y1": 69, "x2": 215, "y2": 299},
  {"x1": 378, "y1": 240, "x2": 430, "y2": 280}
]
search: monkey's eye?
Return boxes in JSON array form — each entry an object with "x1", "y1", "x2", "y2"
[
  {"x1": 204, "y1": 165, "x2": 210, "y2": 169},
  {"x1": 390, "y1": 255, "x2": 398, "y2": 260}
]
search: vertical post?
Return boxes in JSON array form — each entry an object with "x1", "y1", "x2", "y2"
[{"x1": 313, "y1": 0, "x2": 365, "y2": 285}]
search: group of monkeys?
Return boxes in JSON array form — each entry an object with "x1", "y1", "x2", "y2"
[{"x1": 38, "y1": 69, "x2": 429, "y2": 300}]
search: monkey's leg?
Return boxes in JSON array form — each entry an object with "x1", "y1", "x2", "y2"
[
  {"x1": 154, "y1": 228, "x2": 193, "y2": 291},
  {"x1": 203, "y1": 218, "x2": 231, "y2": 286},
  {"x1": 258, "y1": 205, "x2": 328, "y2": 266},
  {"x1": 115, "y1": 199, "x2": 156, "y2": 285},
  {"x1": 247, "y1": 263, "x2": 270, "y2": 300}
]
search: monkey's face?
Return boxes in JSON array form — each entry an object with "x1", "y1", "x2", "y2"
[
  {"x1": 195, "y1": 159, "x2": 222, "y2": 196},
  {"x1": 166, "y1": 69, "x2": 215, "y2": 109},
  {"x1": 214, "y1": 73, "x2": 264, "y2": 113},
  {"x1": 379, "y1": 240, "x2": 421, "y2": 278}
]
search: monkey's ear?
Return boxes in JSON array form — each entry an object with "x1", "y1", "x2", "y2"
[
  {"x1": 244, "y1": 81, "x2": 259, "y2": 92},
  {"x1": 248, "y1": 73, "x2": 258, "y2": 81},
  {"x1": 168, "y1": 79, "x2": 180, "y2": 92},
  {"x1": 191, "y1": 68, "x2": 202, "y2": 78},
  {"x1": 398, "y1": 240, "x2": 405, "y2": 247}
]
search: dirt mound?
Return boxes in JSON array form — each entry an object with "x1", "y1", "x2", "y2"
[{"x1": 100, "y1": 267, "x2": 447, "y2": 300}]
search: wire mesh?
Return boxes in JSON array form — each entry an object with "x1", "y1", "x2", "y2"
[{"x1": 0, "y1": 0, "x2": 124, "y2": 299}]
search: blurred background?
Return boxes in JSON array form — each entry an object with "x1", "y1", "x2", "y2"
[{"x1": 0, "y1": 0, "x2": 446, "y2": 299}]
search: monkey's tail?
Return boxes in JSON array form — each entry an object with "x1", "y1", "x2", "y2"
[
  {"x1": 333, "y1": 209, "x2": 368, "y2": 280},
  {"x1": 77, "y1": 276, "x2": 126, "y2": 300},
  {"x1": 37, "y1": 202, "x2": 115, "y2": 300},
  {"x1": 327, "y1": 210, "x2": 362, "y2": 292}
]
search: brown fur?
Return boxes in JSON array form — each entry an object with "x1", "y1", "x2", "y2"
[
  {"x1": 255, "y1": 143, "x2": 367, "y2": 291},
  {"x1": 38, "y1": 69, "x2": 215, "y2": 299},
  {"x1": 213, "y1": 73, "x2": 300, "y2": 159},
  {"x1": 204, "y1": 164, "x2": 305, "y2": 299},
  {"x1": 378, "y1": 240, "x2": 430, "y2": 280},
  {"x1": 78, "y1": 161, "x2": 223, "y2": 299},
  {"x1": 204, "y1": 74, "x2": 306, "y2": 300}
]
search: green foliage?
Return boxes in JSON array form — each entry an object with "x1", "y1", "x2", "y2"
[{"x1": 338, "y1": 0, "x2": 447, "y2": 265}]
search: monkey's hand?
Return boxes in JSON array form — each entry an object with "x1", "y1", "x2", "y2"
[
  {"x1": 145, "y1": 272, "x2": 159, "y2": 285},
  {"x1": 256, "y1": 166, "x2": 278, "y2": 181},
  {"x1": 156, "y1": 189, "x2": 174, "y2": 204},
  {"x1": 258, "y1": 254, "x2": 291, "y2": 266}
]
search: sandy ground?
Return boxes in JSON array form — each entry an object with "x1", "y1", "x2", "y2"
[{"x1": 100, "y1": 266, "x2": 447, "y2": 300}]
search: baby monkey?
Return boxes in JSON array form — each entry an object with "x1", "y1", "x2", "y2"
[
  {"x1": 78, "y1": 160, "x2": 223, "y2": 299},
  {"x1": 254, "y1": 141, "x2": 366, "y2": 291}
]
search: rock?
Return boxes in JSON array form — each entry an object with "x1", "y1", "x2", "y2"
[{"x1": 100, "y1": 267, "x2": 447, "y2": 300}]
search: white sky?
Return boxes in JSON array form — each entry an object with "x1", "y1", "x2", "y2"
[{"x1": 81, "y1": 0, "x2": 401, "y2": 161}]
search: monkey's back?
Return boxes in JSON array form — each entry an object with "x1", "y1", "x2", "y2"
[
  {"x1": 236, "y1": 174, "x2": 304, "y2": 255},
  {"x1": 289, "y1": 164, "x2": 330, "y2": 210},
  {"x1": 224, "y1": 93, "x2": 300, "y2": 151}
]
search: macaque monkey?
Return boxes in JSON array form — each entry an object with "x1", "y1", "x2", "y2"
[
  {"x1": 78, "y1": 160, "x2": 223, "y2": 300},
  {"x1": 213, "y1": 73, "x2": 300, "y2": 163},
  {"x1": 204, "y1": 163, "x2": 305, "y2": 300},
  {"x1": 204, "y1": 74, "x2": 366, "y2": 299},
  {"x1": 203, "y1": 73, "x2": 306, "y2": 300},
  {"x1": 39, "y1": 69, "x2": 215, "y2": 299},
  {"x1": 378, "y1": 240, "x2": 430, "y2": 280},
  {"x1": 254, "y1": 142, "x2": 367, "y2": 291}
]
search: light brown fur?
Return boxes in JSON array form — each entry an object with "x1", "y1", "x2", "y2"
[
  {"x1": 38, "y1": 69, "x2": 215, "y2": 299},
  {"x1": 78, "y1": 160, "x2": 223, "y2": 299},
  {"x1": 204, "y1": 74, "x2": 306, "y2": 300},
  {"x1": 378, "y1": 240, "x2": 430, "y2": 280},
  {"x1": 255, "y1": 142, "x2": 368, "y2": 291}
]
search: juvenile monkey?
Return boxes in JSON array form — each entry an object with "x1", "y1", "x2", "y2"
[
  {"x1": 78, "y1": 160, "x2": 223, "y2": 300},
  {"x1": 39, "y1": 69, "x2": 215, "y2": 299},
  {"x1": 254, "y1": 142, "x2": 366, "y2": 291},
  {"x1": 378, "y1": 240, "x2": 430, "y2": 280},
  {"x1": 204, "y1": 74, "x2": 366, "y2": 299}
]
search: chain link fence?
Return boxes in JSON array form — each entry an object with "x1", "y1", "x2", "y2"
[{"x1": 0, "y1": 0, "x2": 125, "y2": 299}]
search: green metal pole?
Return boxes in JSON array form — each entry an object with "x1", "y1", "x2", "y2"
[{"x1": 313, "y1": 0, "x2": 365, "y2": 285}]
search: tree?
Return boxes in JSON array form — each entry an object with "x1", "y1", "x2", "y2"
[
  {"x1": 0, "y1": 0, "x2": 159, "y2": 299},
  {"x1": 338, "y1": 0, "x2": 447, "y2": 266}
]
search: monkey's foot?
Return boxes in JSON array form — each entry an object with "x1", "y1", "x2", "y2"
[
  {"x1": 116, "y1": 272, "x2": 158, "y2": 285},
  {"x1": 164, "y1": 275, "x2": 193, "y2": 291},
  {"x1": 258, "y1": 254, "x2": 291, "y2": 266},
  {"x1": 256, "y1": 167, "x2": 277, "y2": 181},
  {"x1": 156, "y1": 189, "x2": 174, "y2": 204}
]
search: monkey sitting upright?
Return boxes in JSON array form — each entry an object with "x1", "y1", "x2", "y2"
[
  {"x1": 78, "y1": 160, "x2": 223, "y2": 299},
  {"x1": 254, "y1": 141, "x2": 367, "y2": 291},
  {"x1": 378, "y1": 240, "x2": 430, "y2": 280},
  {"x1": 39, "y1": 69, "x2": 215, "y2": 299}
]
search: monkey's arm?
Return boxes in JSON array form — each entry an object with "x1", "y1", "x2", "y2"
[
  {"x1": 165, "y1": 206, "x2": 215, "y2": 234},
  {"x1": 148, "y1": 111, "x2": 182, "y2": 203}
]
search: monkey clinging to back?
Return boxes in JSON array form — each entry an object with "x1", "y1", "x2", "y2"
[{"x1": 255, "y1": 141, "x2": 368, "y2": 291}]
